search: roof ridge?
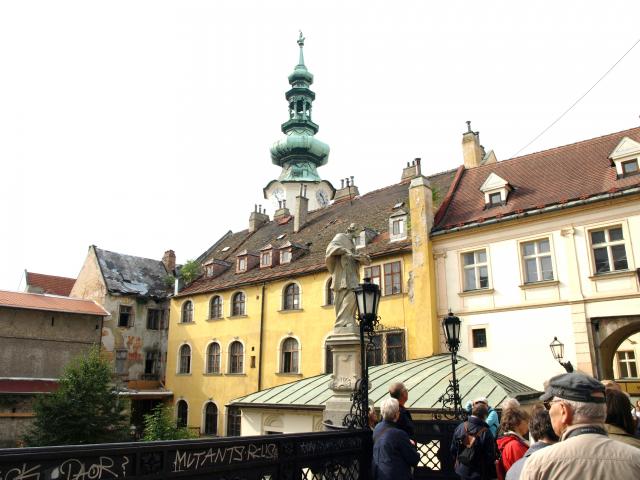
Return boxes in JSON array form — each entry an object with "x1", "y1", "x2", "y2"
[
  {"x1": 26, "y1": 272, "x2": 76, "y2": 281},
  {"x1": 503, "y1": 125, "x2": 640, "y2": 164},
  {"x1": 95, "y1": 246, "x2": 164, "y2": 265}
]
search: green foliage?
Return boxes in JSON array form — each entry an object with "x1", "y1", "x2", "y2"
[
  {"x1": 142, "y1": 404, "x2": 196, "y2": 441},
  {"x1": 23, "y1": 347, "x2": 128, "y2": 446},
  {"x1": 164, "y1": 274, "x2": 176, "y2": 289},
  {"x1": 432, "y1": 186, "x2": 441, "y2": 205},
  {"x1": 180, "y1": 260, "x2": 201, "y2": 285}
]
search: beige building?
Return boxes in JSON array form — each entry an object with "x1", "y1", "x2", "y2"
[
  {"x1": 431, "y1": 126, "x2": 640, "y2": 392},
  {"x1": 0, "y1": 290, "x2": 107, "y2": 447},
  {"x1": 71, "y1": 245, "x2": 175, "y2": 428}
]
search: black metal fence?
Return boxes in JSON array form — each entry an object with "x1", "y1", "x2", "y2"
[
  {"x1": 0, "y1": 430, "x2": 371, "y2": 480},
  {"x1": 413, "y1": 419, "x2": 460, "y2": 479}
]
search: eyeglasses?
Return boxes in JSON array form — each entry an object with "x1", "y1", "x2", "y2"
[{"x1": 543, "y1": 399, "x2": 563, "y2": 410}]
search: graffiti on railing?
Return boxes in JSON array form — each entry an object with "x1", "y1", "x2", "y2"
[
  {"x1": 0, "y1": 456, "x2": 130, "y2": 480},
  {"x1": 172, "y1": 443, "x2": 278, "y2": 472}
]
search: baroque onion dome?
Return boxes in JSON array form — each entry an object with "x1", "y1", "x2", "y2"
[{"x1": 270, "y1": 32, "x2": 330, "y2": 183}]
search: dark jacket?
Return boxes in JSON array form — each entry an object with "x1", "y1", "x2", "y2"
[
  {"x1": 397, "y1": 405, "x2": 415, "y2": 438},
  {"x1": 505, "y1": 441, "x2": 550, "y2": 480},
  {"x1": 450, "y1": 416, "x2": 497, "y2": 480},
  {"x1": 372, "y1": 420, "x2": 420, "y2": 480}
]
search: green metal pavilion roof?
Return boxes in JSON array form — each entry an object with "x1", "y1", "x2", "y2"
[{"x1": 231, "y1": 354, "x2": 541, "y2": 411}]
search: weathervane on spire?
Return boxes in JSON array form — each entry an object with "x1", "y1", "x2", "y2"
[{"x1": 297, "y1": 31, "x2": 306, "y2": 66}]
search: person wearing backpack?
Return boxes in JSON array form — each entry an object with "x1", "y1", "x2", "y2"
[
  {"x1": 496, "y1": 406, "x2": 530, "y2": 480},
  {"x1": 451, "y1": 402, "x2": 497, "y2": 479}
]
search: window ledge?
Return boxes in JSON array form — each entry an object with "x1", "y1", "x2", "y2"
[
  {"x1": 321, "y1": 304, "x2": 334, "y2": 309},
  {"x1": 389, "y1": 236, "x2": 408, "y2": 243},
  {"x1": 519, "y1": 280, "x2": 559, "y2": 290},
  {"x1": 203, "y1": 373, "x2": 223, "y2": 376},
  {"x1": 225, "y1": 373, "x2": 247, "y2": 376},
  {"x1": 178, "y1": 321, "x2": 195, "y2": 325},
  {"x1": 381, "y1": 292, "x2": 404, "y2": 299},
  {"x1": 458, "y1": 288, "x2": 494, "y2": 297},
  {"x1": 277, "y1": 308, "x2": 304, "y2": 313},
  {"x1": 276, "y1": 372, "x2": 302, "y2": 377},
  {"x1": 176, "y1": 373, "x2": 192, "y2": 376},
  {"x1": 206, "y1": 317, "x2": 223, "y2": 322},
  {"x1": 227, "y1": 314, "x2": 248, "y2": 319},
  {"x1": 589, "y1": 270, "x2": 635, "y2": 281}
]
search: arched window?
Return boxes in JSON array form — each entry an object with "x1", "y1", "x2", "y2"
[
  {"x1": 232, "y1": 292, "x2": 246, "y2": 316},
  {"x1": 204, "y1": 402, "x2": 218, "y2": 436},
  {"x1": 326, "y1": 278, "x2": 334, "y2": 306},
  {"x1": 210, "y1": 296, "x2": 222, "y2": 319},
  {"x1": 179, "y1": 344, "x2": 191, "y2": 374},
  {"x1": 283, "y1": 283, "x2": 300, "y2": 310},
  {"x1": 181, "y1": 301, "x2": 193, "y2": 323},
  {"x1": 229, "y1": 341, "x2": 244, "y2": 374},
  {"x1": 176, "y1": 400, "x2": 188, "y2": 428},
  {"x1": 206, "y1": 342, "x2": 221, "y2": 374},
  {"x1": 281, "y1": 337, "x2": 299, "y2": 373}
]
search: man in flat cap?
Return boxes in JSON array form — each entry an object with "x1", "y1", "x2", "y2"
[{"x1": 520, "y1": 372, "x2": 640, "y2": 479}]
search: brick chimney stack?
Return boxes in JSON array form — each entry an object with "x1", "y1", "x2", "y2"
[
  {"x1": 333, "y1": 176, "x2": 360, "y2": 202},
  {"x1": 162, "y1": 250, "x2": 176, "y2": 273},
  {"x1": 294, "y1": 185, "x2": 309, "y2": 233},
  {"x1": 249, "y1": 204, "x2": 269, "y2": 232}
]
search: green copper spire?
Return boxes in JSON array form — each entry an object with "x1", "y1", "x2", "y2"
[{"x1": 270, "y1": 32, "x2": 329, "y2": 182}]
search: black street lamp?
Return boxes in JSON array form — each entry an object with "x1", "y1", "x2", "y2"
[
  {"x1": 344, "y1": 277, "x2": 381, "y2": 429},
  {"x1": 439, "y1": 310, "x2": 465, "y2": 420},
  {"x1": 549, "y1": 337, "x2": 574, "y2": 372}
]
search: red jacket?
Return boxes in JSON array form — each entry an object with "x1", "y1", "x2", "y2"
[{"x1": 496, "y1": 434, "x2": 528, "y2": 480}]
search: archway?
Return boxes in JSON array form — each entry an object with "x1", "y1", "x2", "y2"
[{"x1": 592, "y1": 315, "x2": 640, "y2": 380}]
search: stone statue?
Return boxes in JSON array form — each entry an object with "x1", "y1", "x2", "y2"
[{"x1": 325, "y1": 223, "x2": 371, "y2": 330}]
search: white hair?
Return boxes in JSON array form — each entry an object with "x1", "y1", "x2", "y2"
[
  {"x1": 555, "y1": 397, "x2": 606, "y2": 424},
  {"x1": 380, "y1": 397, "x2": 400, "y2": 421},
  {"x1": 500, "y1": 397, "x2": 520, "y2": 411}
]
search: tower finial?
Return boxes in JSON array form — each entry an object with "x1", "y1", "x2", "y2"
[
  {"x1": 297, "y1": 31, "x2": 305, "y2": 65},
  {"x1": 466, "y1": 120, "x2": 472, "y2": 133}
]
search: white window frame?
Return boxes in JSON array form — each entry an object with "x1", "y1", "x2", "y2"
[
  {"x1": 237, "y1": 256, "x2": 247, "y2": 273},
  {"x1": 181, "y1": 300, "x2": 194, "y2": 323},
  {"x1": 587, "y1": 223, "x2": 632, "y2": 275},
  {"x1": 460, "y1": 248, "x2": 491, "y2": 292},
  {"x1": 282, "y1": 282, "x2": 302, "y2": 310},
  {"x1": 204, "y1": 341, "x2": 222, "y2": 374},
  {"x1": 230, "y1": 290, "x2": 247, "y2": 317},
  {"x1": 177, "y1": 343, "x2": 192, "y2": 375},
  {"x1": 616, "y1": 350, "x2": 638, "y2": 378},
  {"x1": 280, "y1": 249, "x2": 292, "y2": 264},
  {"x1": 228, "y1": 339, "x2": 245, "y2": 374},
  {"x1": 260, "y1": 251, "x2": 272, "y2": 268},
  {"x1": 389, "y1": 214, "x2": 408, "y2": 242},
  {"x1": 519, "y1": 237, "x2": 556, "y2": 284},
  {"x1": 279, "y1": 336, "x2": 301, "y2": 374},
  {"x1": 209, "y1": 295, "x2": 223, "y2": 319}
]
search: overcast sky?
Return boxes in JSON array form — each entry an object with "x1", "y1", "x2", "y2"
[{"x1": 1, "y1": 1, "x2": 639, "y2": 290}]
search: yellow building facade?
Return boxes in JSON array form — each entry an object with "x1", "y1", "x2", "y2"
[{"x1": 165, "y1": 165, "x2": 454, "y2": 436}]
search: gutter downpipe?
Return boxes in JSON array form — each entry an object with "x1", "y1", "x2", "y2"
[
  {"x1": 431, "y1": 187, "x2": 640, "y2": 236},
  {"x1": 258, "y1": 283, "x2": 266, "y2": 391}
]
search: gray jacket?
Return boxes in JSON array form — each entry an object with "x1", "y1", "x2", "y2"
[{"x1": 505, "y1": 442, "x2": 550, "y2": 480}]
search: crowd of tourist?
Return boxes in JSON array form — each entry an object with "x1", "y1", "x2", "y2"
[{"x1": 370, "y1": 373, "x2": 640, "y2": 480}]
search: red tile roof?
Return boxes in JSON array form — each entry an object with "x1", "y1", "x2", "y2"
[
  {"x1": 0, "y1": 290, "x2": 108, "y2": 316},
  {"x1": 25, "y1": 271, "x2": 76, "y2": 296},
  {"x1": 179, "y1": 169, "x2": 457, "y2": 296},
  {"x1": 434, "y1": 127, "x2": 640, "y2": 232},
  {"x1": 0, "y1": 379, "x2": 59, "y2": 394}
]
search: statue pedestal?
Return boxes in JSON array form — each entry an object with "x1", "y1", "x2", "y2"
[{"x1": 323, "y1": 329, "x2": 362, "y2": 428}]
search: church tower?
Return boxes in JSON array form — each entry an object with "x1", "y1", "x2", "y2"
[{"x1": 264, "y1": 33, "x2": 335, "y2": 212}]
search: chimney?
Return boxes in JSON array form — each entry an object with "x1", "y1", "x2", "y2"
[
  {"x1": 462, "y1": 121, "x2": 484, "y2": 169},
  {"x1": 249, "y1": 204, "x2": 269, "y2": 232},
  {"x1": 401, "y1": 158, "x2": 422, "y2": 182},
  {"x1": 162, "y1": 250, "x2": 176, "y2": 273},
  {"x1": 333, "y1": 177, "x2": 360, "y2": 203},
  {"x1": 274, "y1": 199, "x2": 291, "y2": 221},
  {"x1": 294, "y1": 185, "x2": 309, "y2": 233}
]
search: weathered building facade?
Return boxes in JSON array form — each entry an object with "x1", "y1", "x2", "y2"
[
  {"x1": 0, "y1": 290, "x2": 107, "y2": 447},
  {"x1": 71, "y1": 245, "x2": 175, "y2": 427}
]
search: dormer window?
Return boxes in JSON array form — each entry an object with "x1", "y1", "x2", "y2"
[
  {"x1": 489, "y1": 192, "x2": 502, "y2": 206},
  {"x1": 260, "y1": 251, "x2": 272, "y2": 267},
  {"x1": 237, "y1": 257, "x2": 247, "y2": 272},
  {"x1": 202, "y1": 259, "x2": 231, "y2": 278},
  {"x1": 622, "y1": 159, "x2": 638, "y2": 176},
  {"x1": 280, "y1": 249, "x2": 292, "y2": 264},
  {"x1": 205, "y1": 262, "x2": 215, "y2": 277},
  {"x1": 480, "y1": 173, "x2": 511, "y2": 208},
  {"x1": 609, "y1": 137, "x2": 640, "y2": 178},
  {"x1": 389, "y1": 210, "x2": 408, "y2": 242}
]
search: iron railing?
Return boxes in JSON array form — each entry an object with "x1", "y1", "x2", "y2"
[
  {"x1": 0, "y1": 429, "x2": 371, "y2": 480},
  {"x1": 413, "y1": 419, "x2": 460, "y2": 479}
]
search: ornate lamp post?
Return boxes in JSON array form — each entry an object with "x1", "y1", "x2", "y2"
[
  {"x1": 343, "y1": 278, "x2": 381, "y2": 429},
  {"x1": 439, "y1": 310, "x2": 465, "y2": 420},
  {"x1": 549, "y1": 337, "x2": 574, "y2": 372}
]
